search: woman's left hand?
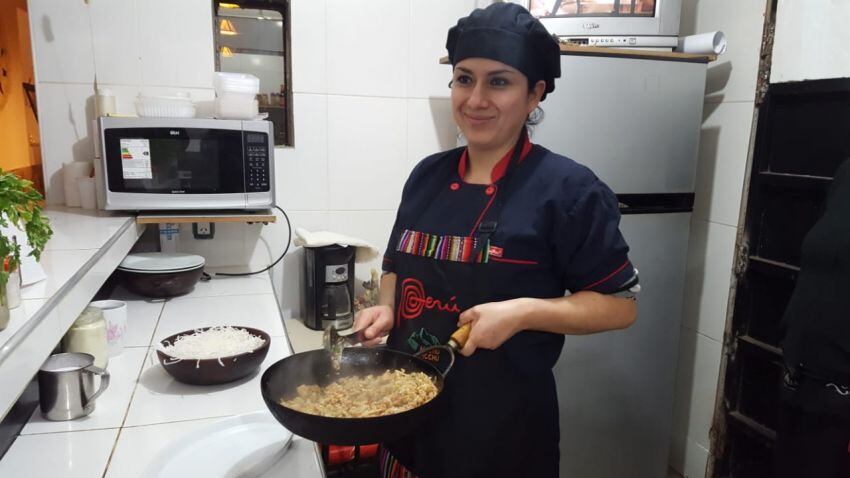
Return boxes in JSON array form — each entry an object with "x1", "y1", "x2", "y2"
[{"x1": 457, "y1": 299, "x2": 527, "y2": 356}]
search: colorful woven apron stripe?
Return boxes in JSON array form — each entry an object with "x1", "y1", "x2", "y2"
[{"x1": 397, "y1": 229, "x2": 489, "y2": 263}]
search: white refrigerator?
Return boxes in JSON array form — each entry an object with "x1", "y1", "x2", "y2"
[{"x1": 531, "y1": 53, "x2": 707, "y2": 477}]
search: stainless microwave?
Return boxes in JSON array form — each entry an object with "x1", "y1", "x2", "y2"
[{"x1": 97, "y1": 117, "x2": 274, "y2": 211}]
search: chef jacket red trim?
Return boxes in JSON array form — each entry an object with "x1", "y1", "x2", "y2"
[
  {"x1": 459, "y1": 134, "x2": 533, "y2": 236},
  {"x1": 581, "y1": 259, "x2": 631, "y2": 290},
  {"x1": 457, "y1": 133, "x2": 533, "y2": 184},
  {"x1": 383, "y1": 144, "x2": 638, "y2": 298}
]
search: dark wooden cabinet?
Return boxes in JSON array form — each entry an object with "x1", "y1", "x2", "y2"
[{"x1": 714, "y1": 78, "x2": 850, "y2": 477}]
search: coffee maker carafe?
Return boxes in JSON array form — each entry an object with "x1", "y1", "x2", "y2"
[{"x1": 304, "y1": 245, "x2": 355, "y2": 331}]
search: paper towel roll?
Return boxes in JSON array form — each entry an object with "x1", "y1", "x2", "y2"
[
  {"x1": 63, "y1": 161, "x2": 92, "y2": 207},
  {"x1": 677, "y1": 31, "x2": 727, "y2": 55}
]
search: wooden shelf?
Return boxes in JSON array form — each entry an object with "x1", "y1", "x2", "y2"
[
  {"x1": 439, "y1": 42, "x2": 717, "y2": 65},
  {"x1": 135, "y1": 210, "x2": 277, "y2": 224},
  {"x1": 729, "y1": 410, "x2": 776, "y2": 441},
  {"x1": 738, "y1": 335, "x2": 783, "y2": 357},
  {"x1": 748, "y1": 255, "x2": 801, "y2": 274}
]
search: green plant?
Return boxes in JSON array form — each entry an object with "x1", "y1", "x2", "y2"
[{"x1": 0, "y1": 170, "x2": 52, "y2": 293}]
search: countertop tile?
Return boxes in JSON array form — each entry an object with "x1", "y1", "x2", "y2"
[
  {"x1": 20, "y1": 250, "x2": 97, "y2": 301},
  {"x1": 175, "y1": 272, "x2": 274, "y2": 299},
  {"x1": 108, "y1": 287, "x2": 167, "y2": 348},
  {"x1": 123, "y1": 338, "x2": 290, "y2": 427},
  {"x1": 43, "y1": 209, "x2": 135, "y2": 252},
  {"x1": 0, "y1": 300, "x2": 46, "y2": 345},
  {"x1": 0, "y1": 428, "x2": 118, "y2": 478},
  {"x1": 106, "y1": 414, "x2": 323, "y2": 478},
  {"x1": 153, "y1": 293, "x2": 285, "y2": 342},
  {"x1": 21, "y1": 348, "x2": 148, "y2": 435}
]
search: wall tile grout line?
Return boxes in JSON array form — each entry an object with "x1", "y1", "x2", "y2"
[
  {"x1": 99, "y1": 296, "x2": 169, "y2": 478},
  {"x1": 680, "y1": 323, "x2": 723, "y2": 345}
]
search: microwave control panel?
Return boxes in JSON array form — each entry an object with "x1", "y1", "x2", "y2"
[{"x1": 244, "y1": 132, "x2": 270, "y2": 192}]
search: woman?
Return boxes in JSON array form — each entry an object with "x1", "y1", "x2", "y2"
[
  {"x1": 354, "y1": 4, "x2": 639, "y2": 477},
  {"x1": 775, "y1": 159, "x2": 850, "y2": 478}
]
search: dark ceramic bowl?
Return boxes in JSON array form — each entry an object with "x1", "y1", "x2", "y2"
[
  {"x1": 118, "y1": 266, "x2": 203, "y2": 298},
  {"x1": 156, "y1": 326, "x2": 271, "y2": 386}
]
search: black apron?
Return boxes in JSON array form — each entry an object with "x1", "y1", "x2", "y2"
[{"x1": 385, "y1": 131, "x2": 560, "y2": 478}]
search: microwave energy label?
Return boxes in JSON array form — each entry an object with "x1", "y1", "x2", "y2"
[{"x1": 120, "y1": 138, "x2": 153, "y2": 179}]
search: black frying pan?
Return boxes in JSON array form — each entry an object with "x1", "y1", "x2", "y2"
[{"x1": 260, "y1": 325, "x2": 470, "y2": 445}]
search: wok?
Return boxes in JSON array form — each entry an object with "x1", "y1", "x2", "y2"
[{"x1": 260, "y1": 325, "x2": 470, "y2": 445}]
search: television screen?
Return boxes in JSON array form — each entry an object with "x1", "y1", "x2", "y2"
[{"x1": 529, "y1": 0, "x2": 656, "y2": 17}]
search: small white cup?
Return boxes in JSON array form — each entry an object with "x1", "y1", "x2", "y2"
[
  {"x1": 77, "y1": 177, "x2": 97, "y2": 210},
  {"x1": 88, "y1": 300, "x2": 127, "y2": 357}
]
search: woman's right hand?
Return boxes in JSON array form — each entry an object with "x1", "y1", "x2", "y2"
[{"x1": 353, "y1": 305, "x2": 394, "y2": 347}]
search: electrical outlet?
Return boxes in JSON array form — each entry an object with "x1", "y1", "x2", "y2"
[{"x1": 192, "y1": 222, "x2": 215, "y2": 239}]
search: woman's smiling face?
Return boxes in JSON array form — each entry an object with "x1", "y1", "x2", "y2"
[{"x1": 451, "y1": 58, "x2": 544, "y2": 151}]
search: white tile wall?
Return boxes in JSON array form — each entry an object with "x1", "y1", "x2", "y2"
[
  {"x1": 681, "y1": 220, "x2": 738, "y2": 341},
  {"x1": 290, "y1": 0, "x2": 327, "y2": 94},
  {"x1": 680, "y1": 0, "x2": 766, "y2": 103},
  {"x1": 671, "y1": 327, "x2": 723, "y2": 449},
  {"x1": 90, "y1": 0, "x2": 140, "y2": 86},
  {"x1": 325, "y1": 0, "x2": 411, "y2": 98},
  {"x1": 276, "y1": 93, "x2": 329, "y2": 211},
  {"x1": 327, "y1": 95, "x2": 408, "y2": 210},
  {"x1": 137, "y1": 0, "x2": 214, "y2": 88},
  {"x1": 692, "y1": 101, "x2": 755, "y2": 227},
  {"x1": 32, "y1": 0, "x2": 216, "y2": 204},
  {"x1": 37, "y1": 83, "x2": 96, "y2": 204},
  {"x1": 406, "y1": 98, "x2": 457, "y2": 172},
  {"x1": 672, "y1": 2, "x2": 766, "y2": 476},
  {"x1": 28, "y1": 0, "x2": 96, "y2": 84},
  {"x1": 407, "y1": 0, "x2": 476, "y2": 99},
  {"x1": 771, "y1": 0, "x2": 850, "y2": 83},
  {"x1": 669, "y1": 434, "x2": 712, "y2": 478}
]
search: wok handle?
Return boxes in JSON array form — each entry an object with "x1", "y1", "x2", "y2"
[
  {"x1": 413, "y1": 324, "x2": 470, "y2": 378},
  {"x1": 416, "y1": 345, "x2": 455, "y2": 377},
  {"x1": 448, "y1": 323, "x2": 471, "y2": 351}
]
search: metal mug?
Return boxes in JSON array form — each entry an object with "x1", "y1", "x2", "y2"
[{"x1": 38, "y1": 353, "x2": 110, "y2": 421}]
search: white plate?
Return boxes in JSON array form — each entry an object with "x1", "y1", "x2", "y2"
[
  {"x1": 118, "y1": 253, "x2": 205, "y2": 272},
  {"x1": 142, "y1": 412, "x2": 293, "y2": 478}
]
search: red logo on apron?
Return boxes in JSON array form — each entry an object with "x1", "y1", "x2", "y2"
[
  {"x1": 488, "y1": 245, "x2": 503, "y2": 258},
  {"x1": 397, "y1": 277, "x2": 461, "y2": 326}
]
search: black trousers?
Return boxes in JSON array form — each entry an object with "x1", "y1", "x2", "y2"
[{"x1": 775, "y1": 400, "x2": 850, "y2": 478}]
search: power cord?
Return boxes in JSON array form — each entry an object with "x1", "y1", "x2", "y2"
[{"x1": 209, "y1": 205, "x2": 292, "y2": 278}]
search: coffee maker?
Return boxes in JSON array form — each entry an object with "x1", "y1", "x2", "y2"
[{"x1": 303, "y1": 244, "x2": 355, "y2": 331}]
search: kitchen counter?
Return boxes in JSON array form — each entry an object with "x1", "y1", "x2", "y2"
[
  {"x1": 0, "y1": 273, "x2": 325, "y2": 478},
  {"x1": 0, "y1": 207, "x2": 144, "y2": 420}
]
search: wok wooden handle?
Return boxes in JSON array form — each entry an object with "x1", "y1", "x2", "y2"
[{"x1": 448, "y1": 323, "x2": 471, "y2": 350}]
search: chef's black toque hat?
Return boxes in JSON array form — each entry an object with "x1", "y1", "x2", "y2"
[{"x1": 446, "y1": 3, "x2": 561, "y2": 101}]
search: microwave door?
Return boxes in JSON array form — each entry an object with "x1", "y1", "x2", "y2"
[{"x1": 102, "y1": 125, "x2": 249, "y2": 210}]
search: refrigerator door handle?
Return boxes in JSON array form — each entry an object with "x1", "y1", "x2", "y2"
[{"x1": 616, "y1": 193, "x2": 695, "y2": 215}]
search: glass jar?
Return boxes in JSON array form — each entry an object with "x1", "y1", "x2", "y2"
[
  {"x1": 5, "y1": 267, "x2": 21, "y2": 310},
  {"x1": 62, "y1": 307, "x2": 109, "y2": 369}
]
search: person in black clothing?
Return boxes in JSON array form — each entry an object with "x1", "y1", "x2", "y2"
[{"x1": 776, "y1": 159, "x2": 850, "y2": 477}]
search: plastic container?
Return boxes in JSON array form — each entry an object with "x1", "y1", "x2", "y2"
[
  {"x1": 95, "y1": 88, "x2": 116, "y2": 117},
  {"x1": 214, "y1": 72, "x2": 260, "y2": 95},
  {"x1": 214, "y1": 95, "x2": 259, "y2": 120},
  {"x1": 135, "y1": 92, "x2": 196, "y2": 118},
  {"x1": 62, "y1": 307, "x2": 109, "y2": 369},
  {"x1": 214, "y1": 72, "x2": 260, "y2": 120}
]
